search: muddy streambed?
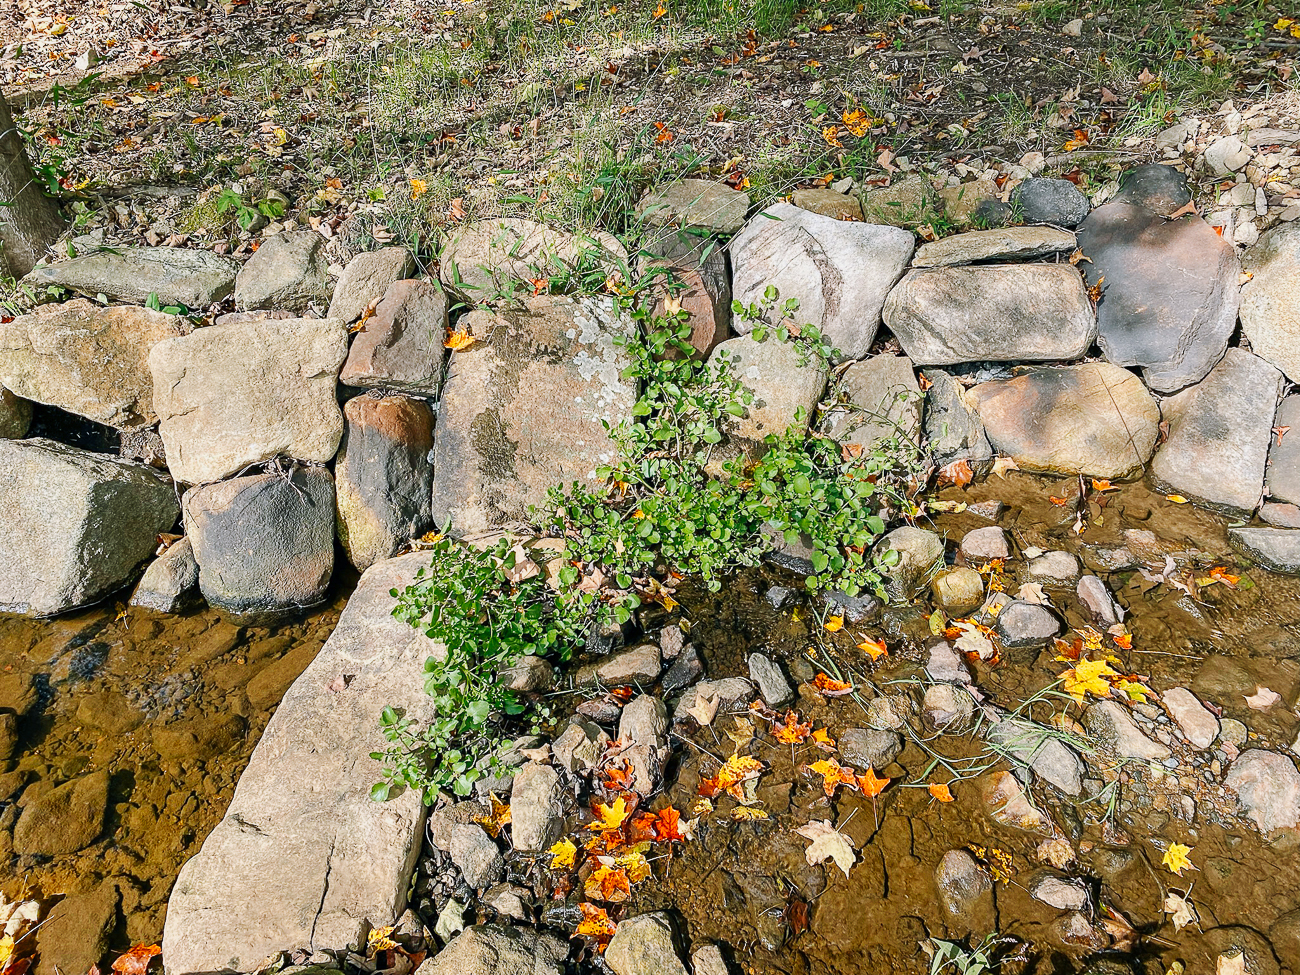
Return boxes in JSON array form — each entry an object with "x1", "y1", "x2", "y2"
[{"x1": 3, "y1": 474, "x2": 1300, "y2": 973}]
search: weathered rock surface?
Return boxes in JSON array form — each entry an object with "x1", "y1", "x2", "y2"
[
  {"x1": 994, "y1": 601, "x2": 1061, "y2": 649},
  {"x1": 1078, "y1": 202, "x2": 1240, "y2": 392},
  {"x1": 339, "y1": 279, "x2": 448, "y2": 394},
  {"x1": 875, "y1": 526, "x2": 945, "y2": 600},
  {"x1": 1241, "y1": 224, "x2": 1300, "y2": 382},
  {"x1": 336, "y1": 395, "x2": 434, "y2": 571},
  {"x1": 440, "y1": 218, "x2": 628, "y2": 299},
  {"x1": 747, "y1": 653, "x2": 793, "y2": 707},
  {"x1": 981, "y1": 770, "x2": 1056, "y2": 835},
  {"x1": 1228, "y1": 527, "x2": 1300, "y2": 575},
  {"x1": 1149, "y1": 349, "x2": 1283, "y2": 516},
  {"x1": 449, "y1": 824, "x2": 504, "y2": 890},
  {"x1": 23, "y1": 246, "x2": 238, "y2": 308},
  {"x1": 825, "y1": 355, "x2": 921, "y2": 451},
  {"x1": 883, "y1": 265, "x2": 1095, "y2": 365},
  {"x1": 859, "y1": 176, "x2": 944, "y2": 229},
  {"x1": 163, "y1": 553, "x2": 438, "y2": 974},
  {"x1": 931, "y1": 567, "x2": 985, "y2": 616},
  {"x1": 1011, "y1": 178, "x2": 1090, "y2": 226},
  {"x1": 935, "y1": 849, "x2": 995, "y2": 933},
  {"x1": 840, "y1": 728, "x2": 903, "y2": 770},
  {"x1": 605, "y1": 912, "x2": 688, "y2": 975},
  {"x1": 0, "y1": 439, "x2": 178, "y2": 617},
  {"x1": 709, "y1": 332, "x2": 828, "y2": 442},
  {"x1": 924, "y1": 370, "x2": 993, "y2": 474},
  {"x1": 1162, "y1": 687, "x2": 1220, "y2": 749},
  {"x1": 1224, "y1": 749, "x2": 1300, "y2": 834},
  {"x1": 730, "y1": 202, "x2": 913, "y2": 359},
  {"x1": 129, "y1": 537, "x2": 199, "y2": 613},
  {"x1": 327, "y1": 247, "x2": 416, "y2": 324},
  {"x1": 1267, "y1": 395, "x2": 1300, "y2": 505},
  {"x1": 960, "y1": 526, "x2": 1009, "y2": 562},
  {"x1": 1085, "y1": 700, "x2": 1171, "y2": 761},
  {"x1": 1029, "y1": 873, "x2": 1091, "y2": 912},
  {"x1": 913, "y1": 226, "x2": 1076, "y2": 267},
  {"x1": 925, "y1": 683, "x2": 978, "y2": 728},
  {"x1": 184, "y1": 467, "x2": 335, "y2": 620},
  {"x1": 0, "y1": 386, "x2": 31, "y2": 439},
  {"x1": 1027, "y1": 551, "x2": 1081, "y2": 586},
  {"x1": 1076, "y1": 575, "x2": 1121, "y2": 626},
  {"x1": 637, "y1": 180, "x2": 749, "y2": 234},
  {"x1": 967, "y1": 362, "x2": 1160, "y2": 479},
  {"x1": 234, "y1": 231, "x2": 332, "y2": 311},
  {"x1": 791, "y1": 188, "x2": 863, "y2": 221},
  {"x1": 431, "y1": 295, "x2": 635, "y2": 535},
  {"x1": 638, "y1": 233, "x2": 731, "y2": 359},
  {"x1": 1111, "y1": 164, "x2": 1192, "y2": 216},
  {"x1": 617, "y1": 695, "x2": 670, "y2": 796},
  {"x1": 13, "y1": 769, "x2": 109, "y2": 855},
  {"x1": 151, "y1": 315, "x2": 348, "y2": 484},
  {"x1": 938, "y1": 178, "x2": 1004, "y2": 229},
  {"x1": 35, "y1": 882, "x2": 119, "y2": 975},
  {"x1": 415, "y1": 925, "x2": 568, "y2": 975},
  {"x1": 0, "y1": 299, "x2": 185, "y2": 429},
  {"x1": 510, "y1": 763, "x2": 562, "y2": 853}
]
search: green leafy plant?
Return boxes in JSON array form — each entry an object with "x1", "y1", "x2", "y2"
[
  {"x1": 926, "y1": 935, "x2": 1025, "y2": 975},
  {"x1": 214, "y1": 187, "x2": 286, "y2": 230}
]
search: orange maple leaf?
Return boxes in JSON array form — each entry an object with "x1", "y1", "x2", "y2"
[
  {"x1": 857, "y1": 637, "x2": 888, "y2": 661},
  {"x1": 444, "y1": 327, "x2": 476, "y2": 351},
  {"x1": 584, "y1": 862, "x2": 632, "y2": 902},
  {"x1": 576, "y1": 902, "x2": 618, "y2": 950},
  {"x1": 857, "y1": 767, "x2": 890, "y2": 798},
  {"x1": 811, "y1": 673, "x2": 854, "y2": 697},
  {"x1": 928, "y1": 782, "x2": 955, "y2": 803},
  {"x1": 812, "y1": 727, "x2": 837, "y2": 751},
  {"x1": 112, "y1": 946, "x2": 161, "y2": 975},
  {"x1": 806, "y1": 758, "x2": 858, "y2": 796},
  {"x1": 773, "y1": 710, "x2": 811, "y2": 744},
  {"x1": 699, "y1": 754, "x2": 764, "y2": 799}
]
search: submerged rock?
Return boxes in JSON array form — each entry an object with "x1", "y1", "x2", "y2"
[
  {"x1": 839, "y1": 728, "x2": 903, "y2": 769},
  {"x1": 935, "y1": 849, "x2": 995, "y2": 933},
  {"x1": 1084, "y1": 700, "x2": 1171, "y2": 761},
  {"x1": 931, "y1": 567, "x2": 984, "y2": 616},
  {"x1": 747, "y1": 653, "x2": 793, "y2": 708},
  {"x1": 13, "y1": 769, "x2": 110, "y2": 855},
  {"x1": 23, "y1": 245, "x2": 238, "y2": 308},
  {"x1": 34, "y1": 882, "x2": 119, "y2": 975},
  {"x1": 1162, "y1": 687, "x2": 1220, "y2": 750},
  {"x1": 1027, "y1": 551, "x2": 1081, "y2": 586},
  {"x1": 1224, "y1": 749, "x2": 1300, "y2": 834},
  {"x1": 985, "y1": 713, "x2": 1083, "y2": 795},
  {"x1": 994, "y1": 601, "x2": 1061, "y2": 649},
  {"x1": 1228, "y1": 526, "x2": 1300, "y2": 575}
]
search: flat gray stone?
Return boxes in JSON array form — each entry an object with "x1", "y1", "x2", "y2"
[
  {"x1": 234, "y1": 231, "x2": 332, "y2": 312},
  {"x1": 440, "y1": 218, "x2": 627, "y2": 300},
  {"x1": 1260, "y1": 502, "x2": 1300, "y2": 529},
  {"x1": 825, "y1": 354, "x2": 921, "y2": 451},
  {"x1": 130, "y1": 536, "x2": 199, "y2": 614},
  {"x1": 883, "y1": 265, "x2": 1095, "y2": 365},
  {"x1": 708, "y1": 332, "x2": 829, "y2": 442},
  {"x1": 163, "y1": 553, "x2": 437, "y2": 975},
  {"x1": 1161, "y1": 687, "x2": 1220, "y2": 750},
  {"x1": 637, "y1": 179, "x2": 750, "y2": 234},
  {"x1": 913, "y1": 227, "x2": 1076, "y2": 267},
  {"x1": 1224, "y1": 748, "x2": 1300, "y2": 835},
  {"x1": 339, "y1": 279, "x2": 448, "y2": 395},
  {"x1": 984, "y1": 713, "x2": 1084, "y2": 795},
  {"x1": 449, "y1": 824, "x2": 504, "y2": 890},
  {"x1": 1084, "y1": 700, "x2": 1170, "y2": 761},
  {"x1": 923, "y1": 370, "x2": 993, "y2": 474},
  {"x1": 1027, "y1": 551, "x2": 1081, "y2": 586},
  {"x1": 1267, "y1": 396, "x2": 1300, "y2": 505},
  {"x1": 747, "y1": 653, "x2": 793, "y2": 707},
  {"x1": 0, "y1": 439, "x2": 178, "y2": 617},
  {"x1": 416, "y1": 925, "x2": 567, "y2": 975},
  {"x1": 577, "y1": 644, "x2": 661, "y2": 687},
  {"x1": 994, "y1": 600, "x2": 1061, "y2": 649},
  {"x1": 151, "y1": 315, "x2": 348, "y2": 484},
  {"x1": 925, "y1": 641, "x2": 972, "y2": 684},
  {"x1": 1076, "y1": 575, "x2": 1121, "y2": 626},
  {"x1": 730, "y1": 202, "x2": 914, "y2": 360},
  {"x1": 1150, "y1": 349, "x2": 1283, "y2": 516},
  {"x1": 1241, "y1": 224, "x2": 1300, "y2": 380},
  {"x1": 23, "y1": 245, "x2": 238, "y2": 308},
  {"x1": 327, "y1": 247, "x2": 416, "y2": 324},
  {"x1": 1228, "y1": 526, "x2": 1300, "y2": 575},
  {"x1": 960, "y1": 526, "x2": 1009, "y2": 562}
]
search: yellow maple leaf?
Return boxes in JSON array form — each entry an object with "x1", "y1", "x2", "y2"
[
  {"x1": 1161, "y1": 841, "x2": 1197, "y2": 877},
  {"x1": 1060, "y1": 657, "x2": 1120, "y2": 701},
  {"x1": 731, "y1": 806, "x2": 770, "y2": 821},
  {"x1": 548, "y1": 837, "x2": 577, "y2": 870},
  {"x1": 410, "y1": 178, "x2": 429, "y2": 198},
  {"x1": 812, "y1": 727, "x2": 836, "y2": 750},
  {"x1": 367, "y1": 926, "x2": 398, "y2": 952},
  {"x1": 614, "y1": 849, "x2": 652, "y2": 882},
  {"x1": 823, "y1": 614, "x2": 845, "y2": 632},
  {"x1": 592, "y1": 795, "x2": 634, "y2": 831}
]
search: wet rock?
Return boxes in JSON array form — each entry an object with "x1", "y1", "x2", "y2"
[
  {"x1": 618, "y1": 695, "x2": 670, "y2": 795},
  {"x1": 637, "y1": 180, "x2": 749, "y2": 234},
  {"x1": 130, "y1": 537, "x2": 199, "y2": 614},
  {"x1": 510, "y1": 763, "x2": 562, "y2": 852},
  {"x1": 884, "y1": 265, "x2": 1095, "y2": 365},
  {"x1": 1111, "y1": 164, "x2": 1192, "y2": 217},
  {"x1": 1077, "y1": 200, "x2": 1240, "y2": 392},
  {"x1": 709, "y1": 331, "x2": 829, "y2": 442},
  {"x1": 327, "y1": 247, "x2": 416, "y2": 324},
  {"x1": 930, "y1": 567, "x2": 984, "y2": 616},
  {"x1": 661, "y1": 645, "x2": 703, "y2": 694},
  {"x1": 1161, "y1": 687, "x2": 1220, "y2": 750},
  {"x1": 1261, "y1": 502, "x2": 1300, "y2": 529},
  {"x1": 163, "y1": 554, "x2": 440, "y2": 975},
  {"x1": 1028, "y1": 872, "x2": 1091, "y2": 912},
  {"x1": 34, "y1": 881, "x2": 119, "y2": 975},
  {"x1": 234, "y1": 231, "x2": 332, "y2": 311},
  {"x1": 690, "y1": 944, "x2": 730, "y2": 975},
  {"x1": 0, "y1": 299, "x2": 186, "y2": 430},
  {"x1": 840, "y1": 728, "x2": 902, "y2": 770},
  {"x1": 151, "y1": 315, "x2": 347, "y2": 484},
  {"x1": 415, "y1": 925, "x2": 567, "y2": 975},
  {"x1": 1052, "y1": 912, "x2": 1110, "y2": 951},
  {"x1": 335, "y1": 395, "x2": 434, "y2": 572},
  {"x1": 966, "y1": 500, "x2": 1004, "y2": 521},
  {"x1": 431, "y1": 295, "x2": 635, "y2": 535},
  {"x1": 934, "y1": 850, "x2": 995, "y2": 933},
  {"x1": 605, "y1": 912, "x2": 687, "y2": 975},
  {"x1": 1202, "y1": 926, "x2": 1283, "y2": 975},
  {"x1": 339, "y1": 280, "x2": 448, "y2": 394},
  {"x1": 859, "y1": 176, "x2": 945, "y2": 229},
  {"x1": 1150, "y1": 349, "x2": 1284, "y2": 516},
  {"x1": 578, "y1": 644, "x2": 661, "y2": 687},
  {"x1": 967, "y1": 362, "x2": 1160, "y2": 479},
  {"x1": 730, "y1": 202, "x2": 914, "y2": 359},
  {"x1": 0, "y1": 386, "x2": 31, "y2": 439},
  {"x1": 1076, "y1": 575, "x2": 1121, "y2": 626},
  {"x1": 153, "y1": 713, "x2": 246, "y2": 762},
  {"x1": 822, "y1": 589, "x2": 882, "y2": 624},
  {"x1": 23, "y1": 245, "x2": 238, "y2": 308},
  {"x1": 0, "y1": 439, "x2": 179, "y2": 617},
  {"x1": 1012, "y1": 178, "x2": 1090, "y2": 226},
  {"x1": 184, "y1": 468, "x2": 335, "y2": 621},
  {"x1": 924, "y1": 684, "x2": 977, "y2": 728},
  {"x1": 440, "y1": 218, "x2": 628, "y2": 299},
  {"x1": 1241, "y1": 224, "x2": 1300, "y2": 383},
  {"x1": 638, "y1": 234, "x2": 731, "y2": 360},
  {"x1": 1267, "y1": 396, "x2": 1300, "y2": 505},
  {"x1": 923, "y1": 370, "x2": 994, "y2": 474},
  {"x1": 1268, "y1": 910, "x2": 1300, "y2": 974},
  {"x1": 791, "y1": 188, "x2": 862, "y2": 221},
  {"x1": 552, "y1": 720, "x2": 610, "y2": 775},
  {"x1": 913, "y1": 226, "x2": 1076, "y2": 267},
  {"x1": 13, "y1": 769, "x2": 109, "y2": 855},
  {"x1": 481, "y1": 884, "x2": 531, "y2": 922},
  {"x1": 76, "y1": 689, "x2": 143, "y2": 735},
  {"x1": 994, "y1": 601, "x2": 1061, "y2": 649},
  {"x1": 825, "y1": 354, "x2": 922, "y2": 451},
  {"x1": 938, "y1": 178, "x2": 1003, "y2": 229},
  {"x1": 1224, "y1": 749, "x2": 1300, "y2": 834},
  {"x1": 865, "y1": 695, "x2": 905, "y2": 731},
  {"x1": 985, "y1": 713, "x2": 1084, "y2": 794},
  {"x1": 747, "y1": 653, "x2": 793, "y2": 707},
  {"x1": 449, "y1": 824, "x2": 503, "y2": 890},
  {"x1": 1229, "y1": 527, "x2": 1300, "y2": 575},
  {"x1": 1027, "y1": 551, "x2": 1081, "y2": 586},
  {"x1": 673, "y1": 678, "x2": 753, "y2": 724},
  {"x1": 960, "y1": 526, "x2": 1009, "y2": 563},
  {"x1": 1084, "y1": 700, "x2": 1171, "y2": 761},
  {"x1": 925, "y1": 642, "x2": 972, "y2": 685},
  {"x1": 876, "y1": 526, "x2": 945, "y2": 600},
  {"x1": 0, "y1": 712, "x2": 16, "y2": 762},
  {"x1": 981, "y1": 770, "x2": 1055, "y2": 835}
]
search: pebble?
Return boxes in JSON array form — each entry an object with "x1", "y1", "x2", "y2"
[{"x1": 747, "y1": 652, "x2": 793, "y2": 707}]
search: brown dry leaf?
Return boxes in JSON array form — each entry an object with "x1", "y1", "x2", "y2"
[
  {"x1": 687, "y1": 692, "x2": 720, "y2": 726},
  {"x1": 938, "y1": 459, "x2": 974, "y2": 487},
  {"x1": 1163, "y1": 889, "x2": 1198, "y2": 931},
  {"x1": 990, "y1": 456, "x2": 1019, "y2": 478},
  {"x1": 794, "y1": 819, "x2": 857, "y2": 878}
]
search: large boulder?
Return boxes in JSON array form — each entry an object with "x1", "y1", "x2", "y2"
[
  {"x1": 1240, "y1": 223, "x2": 1300, "y2": 382},
  {"x1": 234, "y1": 230, "x2": 332, "y2": 311},
  {"x1": 0, "y1": 386, "x2": 31, "y2": 439},
  {"x1": 923, "y1": 370, "x2": 993, "y2": 474},
  {"x1": 883, "y1": 265, "x2": 1095, "y2": 365},
  {"x1": 163, "y1": 553, "x2": 439, "y2": 975},
  {"x1": 637, "y1": 233, "x2": 731, "y2": 359},
  {"x1": 636, "y1": 179, "x2": 750, "y2": 234},
  {"x1": 336, "y1": 395, "x2": 434, "y2": 571},
  {"x1": 327, "y1": 247, "x2": 416, "y2": 324},
  {"x1": 339, "y1": 279, "x2": 448, "y2": 394},
  {"x1": 23, "y1": 245, "x2": 239, "y2": 308},
  {"x1": 431, "y1": 295, "x2": 635, "y2": 535},
  {"x1": 912, "y1": 226, "x2": 1076, "y2": 268},
  {"x1": 1077, "y1": 201, "x2": 1239, "y2": 392},
  {"x1": 1267, "y1": 395, "x2": 1300, "y2": 505},
  {"x1": 415, "y1": 925, "x2": 568, "y2": 975},
  {"x1": 440, "y1": 218, "x2": 628, "y2": 301},
  {"x1": 966, "y1": 362, "x2": 1160, "y2": 478},
  {"x1": 150, "y1": 315, "x2": 348, "y2": 484},
  {"x1": 825, "y1": 354, "x2": 921, "y2": 452},
  {"x1": 0, "y1": 439, "x2": 178, "y2": 617},
  {"x1": 729, "y1": 202, "x2": 913, "y2": 360},
  {"x1": 184, "y1": 467, "x2": 335, "y2": 621},
  {"x1": 0, "y1": 299, "x2": 185, "y2": 430},
  {"x1": 1149, "y1": 349, "x2": 1283, "y2": 516},
  {"x1": 707, "y1": 332, "x2": 829, "y2": 443}
]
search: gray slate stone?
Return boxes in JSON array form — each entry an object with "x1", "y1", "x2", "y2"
[
  {"x1": 925, "y1": 641, "x2": 972, "y2": 684},
  {"x1": 747, "y1": 653, "x2": 793, "y2": 707},
  {"x1": 415, "y1": 925, "x2": 568, "y2": 975},
  {"x1": 510, "y1": 763, "x2": 563, "y2": 853},
  {"x1": 883, "y1": 265, "x2": 1095, "y2": 365},
  {"x1": 825, "y1": 354, "x2": 922, "y2": 451},
  {"x1": 0, "y1": 439, "x2": 178, "y2": 617},
  {"x1": 708, "y1": 332, "x2": 829, "y2": 442},
  {"x1": 1150, "y1": 348, "x2": 1283, "y2": 516},
  {"x1": 327, "y1": 247, "x2": 416, "y2": 324},
  {"x1": 1224, "y1": 748, "x2": 1300, "y2": 834},
  {"x1": 1011, "y1": 178, "x2": 1091, "y2": 227},
  {"x1": 993, "y1": 601, "x2": 1061, "y2": 649},
  {"x1": 912, "y1": 226, "x2": 1076, "y2": 267},
  {"x1": 339, "y1": 279, "x2": 448, "y2": 394},
  {"x1": 577, "y1": 643, "x2": 661, "y2": 687},
  {"x1": 729, "y1": 202, "x2": 914, "y2": 360},
  {"x1": 1260, "y1": 502, "x2": 1300, "y2": 528},
  {"x1": 184, "y1": 467, "x2": 335, "y2": 621},
  {"x1": 637, "y1": 179, "x2": 750, "y2": 234},
  {"x1": 23, "y1": 245, "x2": 238, "y2": 308},
  {"x1": 1111, "y1": 164, "x2": 1192, "y2": 216},
  {"x1": 1078, "y1": 202, "x2": 1240, "y2": 392},
  {"x1": 1084, "y1": 700, "x2": 1171, "y2": 761},
  {"x1": 234, "y1": 231, "x2": 332, "y2": 311},
  {"x1": 984, "y1": 713, "x2": 1084, "y2": 795},
  {"x1": 1228, "y1": 526, "x2": 1300, "y2": 575},
  {"x1": 449, "y1": 824, "x2": 504, "y2": 890},
  {"x1": 1267, "y1": 395, "x2": 1300, "y2": 505},
  {"x1": 0, "y1": 386, "x2": 31, "y2": 439},
  {"x1": 129, "y1": 536, "x2": 199, "y2": 613},
  {"x1": 150, "y1": 315, "x2": 348, "y2": 484},
  {"x1": 923, "y1": 370, "x2": 993, "y2": 474},
  {"x1": 839, "y1": 728, "x2": 902, "y2": 769},
  {"x1": 606, "y1": 912, "x2": 688, "y2": 975}
]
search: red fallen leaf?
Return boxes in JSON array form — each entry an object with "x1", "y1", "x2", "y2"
[
  {"x1": 112, "y1": 945, "x2": 161, "y2": 975},
  {"x1": 784, "y1": 895, "x2": 810, "y2": 937},
  {"x1": 937, "y1": 459, "x2": 973, "y2": 488}
]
